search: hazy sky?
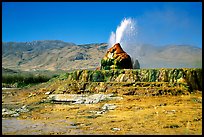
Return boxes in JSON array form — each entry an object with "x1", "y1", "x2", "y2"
[{"x1": 2, "y1": 2, "x2": 202, "y2": 48}]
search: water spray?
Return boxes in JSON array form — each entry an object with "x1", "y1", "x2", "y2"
[
  {"x1": 108, "y1": 18, "x2": 137, "y2": 49},
  {"x1": 107, "y1": 17, "x2": 140, "y2": 69}
]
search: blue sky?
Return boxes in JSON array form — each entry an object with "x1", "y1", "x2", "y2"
[{"x1": 2, "y1": 2, "x2": 202, "y2": 48}]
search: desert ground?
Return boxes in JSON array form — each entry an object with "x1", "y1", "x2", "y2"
[{"x1": 2, "y1": 82, "x2": 202, "y2": 135}]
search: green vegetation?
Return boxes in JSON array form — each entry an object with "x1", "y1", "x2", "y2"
[
  {"x1": 2, "y1": 68, "x2": 66, "y2": 88},
  {"x1": 57, "y1": 68, "x2": 202, "y2": 92},
  {"x1": 2, "y1": 73, "x2": 52, "y2": 88}
]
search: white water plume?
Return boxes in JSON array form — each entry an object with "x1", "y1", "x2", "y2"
[
  {"x1": 108, "y1": 17, "x2": 140, "y2": 61},
  {"x1": 107, "y1": 16, "x2": 202, "y2": 69},
  {"x1": 108, "y1": 18, "x2": 137, "y2": 49}
]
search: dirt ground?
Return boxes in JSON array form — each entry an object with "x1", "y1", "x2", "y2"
[{"x1": 2, "y1": 83, "x2": 202, "y2": 135}]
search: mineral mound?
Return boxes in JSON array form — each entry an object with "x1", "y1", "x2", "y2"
[{"x1": 101, "y1": 43, "x2": 133, "y2": 70}]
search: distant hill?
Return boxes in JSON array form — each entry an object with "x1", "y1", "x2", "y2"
[
  {"x1": 128, "y1": 44, "x2": 202, "y2": 68},
  {"x1": 2, "y1": 40, "x2": 202, "y2": 71},
  {"x1": 2, "y1": 40, "x2": 107, "y2": 71}
]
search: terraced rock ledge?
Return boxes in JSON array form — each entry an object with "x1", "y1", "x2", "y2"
[{"x1": 45, "y1": 68, "x2": 202, "y2": 96}]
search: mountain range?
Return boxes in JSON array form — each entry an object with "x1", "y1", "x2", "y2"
[{"x1": 2, "y1": 40, "x2": 202, "y2": 71}]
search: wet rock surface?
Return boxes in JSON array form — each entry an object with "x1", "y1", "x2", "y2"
[
  {"x1": 101, "y1": 43, "x2": 133, "y2": 70},
  {"x1": 54, "y1": 68, "x2": 202, "y2": 93},
  {"x1": 48, "y1": 93, "x2": 123, "y2": 104}
]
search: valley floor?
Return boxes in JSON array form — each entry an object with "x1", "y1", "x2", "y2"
[{"x1": 2, "y1": 83, "x2": 202, "y2": 135}]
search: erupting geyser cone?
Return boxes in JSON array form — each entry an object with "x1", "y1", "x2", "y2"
[{"x1": 100, "y1": 43, "x2": 133, "y2": 70}]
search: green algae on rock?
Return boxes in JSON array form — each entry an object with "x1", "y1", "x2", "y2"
[
  {"x1": 48, "y1": 68, "x2": 202, "y2": 96},
  {"x1": 100, "y1": 43, "x2": 133, "y2": 70}
]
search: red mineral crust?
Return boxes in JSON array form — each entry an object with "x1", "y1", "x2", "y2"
[{"x1": 101, "y1": 43, "x2": 133, "y2": 70}]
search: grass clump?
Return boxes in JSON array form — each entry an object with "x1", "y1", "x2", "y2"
[{"x1": 2, "y1": 73, "x2": 52, "y2": 88}]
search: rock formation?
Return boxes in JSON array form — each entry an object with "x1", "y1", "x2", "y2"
[
  {"x1": 46, "y1": 68, "x2": 202, "y2": 96},
  {"x1": 133, "y1": 59, "x2": 140, "y2": 69},
  {"x1": 101, "y1": 43, "x2": 133, "y2": 70}
]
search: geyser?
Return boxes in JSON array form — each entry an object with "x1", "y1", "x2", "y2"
[
  {"x1": 106, "y1": 17, "x2": 140, "y2": 69},
  {"x1": 108, "y1": 18, "x2": 137, "y2": 50},
  {"x1": 101, "y1": 43, "x2": 133, "y2": 70}
]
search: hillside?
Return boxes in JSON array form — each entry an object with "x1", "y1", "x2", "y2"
[
  {"x1": 125, "y1": 44, "x2": 202, "y2": 68},
  {"x1": 2, "y1": 40, "x2": 202, "y2": 71},
  {"x1": 2, "y1": 40, "x2": 107, "y2": 71}
]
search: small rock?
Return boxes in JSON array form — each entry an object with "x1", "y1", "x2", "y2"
[
  {"x1": 2, "y1": 108, "x2": 6, "y2": 112},
  {"x1": 2, "y1": 108, "x2": 16, "y2": 116},
  {"x1": 102, "y1": 104, "x2": 117, "y2": 110},
  {"x1": 163, "y1": 124, "x2": 180, "y2": 128},
  {"x1": 96, "y1": 110, "x2": 106, "y2": 115},
  {"x1": 111, "y1": 127, "x2": 121, "y2": 131},
  {"x1": 12, "y1": 113, "x2": 20, "y2": 117},
  {"x1": 22, "y1": 105, "x2": 27, "y2": 109},
  {"x1": 45, "y1": 91, "x2": 51, "y2": 95},
  {"x1": 16, "y1": 106, "x2": 29, "y2": 113},
  {"x1": 165, "y1": 110, "x2": 176, "y2": 114}
]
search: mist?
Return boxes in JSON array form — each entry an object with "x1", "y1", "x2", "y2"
[{"x1": 107, "y1": 7, "x2": 202, "y2": 68}]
